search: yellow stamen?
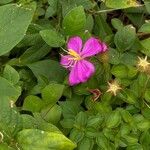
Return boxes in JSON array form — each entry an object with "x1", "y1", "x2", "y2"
[
  {"x1": 137, "y1": 56, "x2": 150, "y2": 71},
  {"x1": 68, "y1": 49, "x2": 82, "y2": 61},
  {"x1": 106, "y1": 80, "x2": 122, "y2": 96}
]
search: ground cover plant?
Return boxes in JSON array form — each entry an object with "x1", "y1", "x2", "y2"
[{"x1": 0, "y1": 0, "x2": 150, "y2": 149}]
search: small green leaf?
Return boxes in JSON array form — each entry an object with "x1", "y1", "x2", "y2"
[
  {"x1": 140, "y1": 38, "x2": 150, "y2": 52},
  {"x1": 96, "y1": 133, "x2": 110, "y2": 149},
  {"x1": 120, "y1": 109, "x2": 133, "y2": 123},
  {"x1": 0, "y1": 76, "x2": 20, "y2": 97},
  {"x1": 106, "y1": 110, "x2": 121, "y2": 128},
  {"x1": 23, "y1": 95, "x2": 43, "y2": 112},
  {"x1": 41, "y1": 104, "x2": 62, "y2": 124},
  {"x1": 118, "y1": 89, "x2": 137, "y2": 104},
  {"x1": 42, "y1": 83, "x2": 64, "y2": 106},
  {"x1": 144, "y1": 89, "x2": 150, "y2": 103},
  {"x1": 78, "y1": 138, "x2": 94, "y2": 150},
  {"x1": 17, "y1": 129, "x2": 76, "y2": 150},
  {"x1": 145, "y1": 1, "x2": 150, "y2": 14},
  {"x1": 111, "y1": 64, "x2": 128, "y2": 78},
  {"x1": 0, "y1": 143, "x2": 15, "y2": 150},
  {"x1": 105, "y1": 0, "x2": 138, "y2": 9},
  {"x1": 40, "y1": 29, "x2": 65, "y2": 47},
  {"x1": 0, "y1": 0, "x2": 13, "y2": 4},
  {"x1": 62, "y1": 6, "x2": 86, "y2": 35},
  {"x1": 126, "y1": 144, "x2": 143, "y2": 150},
  {"x1": 0, "y1": 97, "x2": 22, "y2": 137},
  {"x1": 70, "y1": 128, "x2": 84, "y2": 143},
  {"x1": 60, "y1": 118, "x2": 74, "y2": 128},
  {"x1": 28, "y1": 60, "x2": 66, "y2": 83},
  {"x1": 3, "y1": 65, "x2": 20, "y2": 85},
  {"x1": 111, "y1": 18, "x2": 124, "y2": 30},
  {"x1": 138, "y1": 22, "x2": 150, "y2": 33},
  {"x1": 114, "y1": 25, "x2": 136, "y2": 51},
  {"x1": 75, "y1": 112, "x2": 88, "y2": 127},
  {"x1": 87, "y1": 116, "x2": 103, "y2": 128},
  {"x1": 137, "y1": 120, "x2": 150, "y2": 131},
  {"x1": 19, "y1": 43, "x2": 51, "y2": 64},
  {"x1": 60, "y1": 101, "x2": 81, "y2": 119},
  {"x1": 122, "y1": 135, "x2": 138, "y2": 145},
  {"x1": 108, "y1": 48, "x2": 121, "y2": 65}
]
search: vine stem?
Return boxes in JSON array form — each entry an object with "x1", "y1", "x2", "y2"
[{"x1": 88, "y1": 2, "x2": 149, "y2": 14}]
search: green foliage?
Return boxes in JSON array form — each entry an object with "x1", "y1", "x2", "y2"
[
  {"x1": 17, "y1": 129, "x2": 76, "y2": 150},
  {"x1": 40, "y1": 29, "x2": 65, "y2": 47},
  {"x1": 62, "y1": 6, "x2": 86, "y2": 35},
  {"x1": 0, "y1": 4, "x2": 35, "y2": 55}
]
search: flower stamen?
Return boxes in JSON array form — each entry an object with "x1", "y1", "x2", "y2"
[{"x1": 68, "y1": 49, "x2": 82, "y2": 61}]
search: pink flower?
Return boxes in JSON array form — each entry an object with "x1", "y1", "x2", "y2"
[{"x1": 60, "y1": 36, "x2": 107, "y2": 86}]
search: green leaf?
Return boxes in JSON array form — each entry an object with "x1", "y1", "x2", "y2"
[
  {"x1": 122, "y1": 135, "x2": 138, "y2": 145},
  {"x1": 60, "y1": 118, "x2": 74, "y2": 128},
  {"x1": 62, "y1": 6, "x2": 86, "y2": 35},
  {"x1": 3, "y1": 65, "x2": 20, "y2": 85},
  {"x1": 106, "y1": 110, "x2": 121, "y2": 128},
  {"x1": 19, "y1": 43, "x2": 51, "y2": 64},
  {"x1": 142, "y1": 107, "x2": 150, "y2": 119},
  {"x1": 0, "y1": 143, "x2": 15, "y2": 150},
  {"x1": 0, "y1": 4, "x2": 35, "y2": 56},
  {"x1": 0, "y1": 0, "x2": 13, "y2": 4},
  {"x1": 94, "y1": 15, "x2": 112, "y2": 40},
  {"x1": 138, "y1": 22, "x2": 150, "y2": 33},
  {"x1": 45, "y1": 0, "x2": 58, "y2": 18},
  {"x1": 111, "y1": 64, "x2": 128, "y2": 78},
  {"x1": 105, "y1": 0, "x2": 138, "y2": 9},
  {"x1": 0, "y1": 97, "x2": 22, "y2": 138},
  {"x1": 140, "y1": 38, "x2": 150, "y2": 52},
  {"x1": 42, "y1": 83, "x2": 64, "y2": 106},
  {"x1": 114, "y1": 25, "x2": 136, "y2": 51},
  {"x1": 33, "y1": 113, "x2": 62, "y2": 134},
  {"x1": 137, "y1": 119, "x2": 150, "y2": 131},
  {"x1": 145, "y1": 1, "x2": 150, "y2": 14},
  {"x1": 70, "y1": 128, "x2": 84, "y2": 143},
  {"x1": 87, "y1": 116, "x2": 103, "y2": 128},
  {"x1": 96, "y1": 133, "x2": 110, "y2": 149},
  {"x1": 60, "y1": 101, "x2": 81, "y2": 119},
  {"x1": 118, "y1": 89, "x2": 137, "y2": 104},
  {"x1": 126, "y1": 144, "x2": 143, "y2": 150},
  {"x1": 28, "y1": 60, "x2": 66, "y2": 83},
  {"x1": 144, "y1": 89, "x2": 150, "y2": 103},
  {"x1": 75, "y1": 0, "x2": 94, "y2": 10},
  {"x1": 41, "y1": 104, "x2": 62, "y2": 124},
  {"x1": 75, "y1": 112, "x2": 88, "y2": 127},
  {"x1": 103, "y1": 128, "x2": 115, "y2": 141},
  {"x1": 0, "y1": 76, "x2": 20, "y2": 97},
  {"x1": 108, "y1": 48, "x2": 121, "y2": 65},
  {"x1": 23, "y1": 95, "x2": 43, "y2": 112},
  {"x1": 111, "y1": 18, "x2": 124, "y2": 30},
  {"x1": 17, "y1": 129, "x2": 76, "y2": 150},
  {"x1": 40, "y1": 29, "x2": 65, "y2": 47},
  {"x1": 120, "y1": 124, "x2": 131, "y2": 136},
  {"x1": 21, "y1": 114, "x2": 38, "y2": 129},
  {"x1": 140, "y1": 131, "x2": 150, "y2": 150},
  {"x1": 78, "y1": 138, "x2": 94, "y2": 150},
  {"x1": 120, "y1": 109, "x2": 133, "y2": 123}
]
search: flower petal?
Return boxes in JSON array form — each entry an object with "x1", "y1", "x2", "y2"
[
  {"x1": 77, "y1": 60, "x2": 95, "y2": 82},
  {"x1": 60, "y1": 55, "x2": 73, "y2": 69},
  {"x1": 67, "y1": 36, "x2": 82, "y2": 53},
  {"x1": 69, "y1": 63, "x2": 80, "y2": 86},
  {"x1": 69, "y1": 60, "x2": 95, "y2": 86},
  {"x1": 81, "y1": 37, "x2": 107, "y2": 58}
]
